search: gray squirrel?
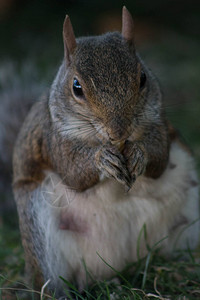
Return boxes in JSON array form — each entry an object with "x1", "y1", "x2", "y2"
[{"x1": 11, "y1": 7, "x2": 199, "y2": 297}]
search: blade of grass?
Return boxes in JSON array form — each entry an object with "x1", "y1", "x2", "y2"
[
  {"x1": 141, "y1": 236, "x2": 168, "y2": 290},
  {"x1": 173, "y1": 218, "x2": 200, "y2": 251},
  {"x1": 136, "y1": 223, "x2": 146, "y2": 262},
  {"x1": 96, "y1": 252, "x2": 132, "y2": 289},
  {"x1": 59, "y1": 276, "x2": 78, "y2": 292},
  {"x1": 105, "y1": 281, "x2": 110, "y2": 300}
]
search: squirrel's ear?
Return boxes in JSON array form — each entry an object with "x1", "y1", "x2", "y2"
[
  {"x1": 63, "y1": 15, "x2": 77, "y2": 65},
  {"x1": 122, "y1": 6, "x2": 134, "y2": 47}
]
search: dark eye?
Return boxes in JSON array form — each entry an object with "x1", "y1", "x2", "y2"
[
  {"x1": 73, "y1": 78, "x2": 84, "y2": 98},
  {"x1": 140, "y1": 71, "x2": 146, "y2": 89}
]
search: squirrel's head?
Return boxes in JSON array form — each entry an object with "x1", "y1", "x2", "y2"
[{"x1": 50, "y1": 7, "x2": 150, "y2": 145}]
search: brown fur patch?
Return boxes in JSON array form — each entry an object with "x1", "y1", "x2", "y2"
[{"x1": 59, "y1": 210, "x2": 89, "y2": 234}]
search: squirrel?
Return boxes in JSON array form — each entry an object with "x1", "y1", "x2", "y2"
[{"x1": 12, "y1": 7, "x2": 199, "y2": 297}]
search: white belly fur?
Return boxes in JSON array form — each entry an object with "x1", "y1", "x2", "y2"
[{"x1": 30, "y1": 141, "x2": 200, "y2": 289}]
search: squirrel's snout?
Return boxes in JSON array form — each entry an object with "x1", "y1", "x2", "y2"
[{"x1": 107, "y1": 125, "x2": 131, "y2": 145}]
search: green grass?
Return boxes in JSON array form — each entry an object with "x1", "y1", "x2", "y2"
[{"x1": 0, "y1": 216, "x2": 200, "y2": 299}]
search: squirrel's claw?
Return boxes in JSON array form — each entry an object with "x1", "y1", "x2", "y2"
[
  {"x1": 95, "y1": 144, "x2": 132, "y2": 188},
  {"x1": 123, "y1": 140, "x2": 148, "y2": 182}
]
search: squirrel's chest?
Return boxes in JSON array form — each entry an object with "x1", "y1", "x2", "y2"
[
  {"x1": 31, "y1": 172, "x2": 143, "y2": 281},
  {"x1": 36, "y1": 171, "x2": 134, "y2": 236}
]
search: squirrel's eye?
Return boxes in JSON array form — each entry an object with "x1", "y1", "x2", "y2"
[
  {"x1": 73, "y1": 78, "x2": 84, "y2": 98},
  {"x1": 140, "y1": 71, "x2": 146, "y2": 89}
]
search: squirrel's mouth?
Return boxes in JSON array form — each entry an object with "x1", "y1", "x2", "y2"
[
  {"x1": 108, "y1": 125, "x2": 133, "y2": 145},
  {"x1": 90, "y1": 118, "x2": 133, "y2": 149}
]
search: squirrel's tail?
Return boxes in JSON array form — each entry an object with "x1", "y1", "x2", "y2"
[{"x1": 0, "y1": 61, "x2": 47, "y2": 210}]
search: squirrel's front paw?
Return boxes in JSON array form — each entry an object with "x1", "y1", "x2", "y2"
[
  {"x1": 123, "y1": 141, "x2": 148, "y2": 184},
  {"x1": 95, "y1": 144, "x2": 132, "y2": 189}
]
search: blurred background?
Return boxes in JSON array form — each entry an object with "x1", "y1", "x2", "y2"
[{"x1": 0, "y1": 0, "x2": 199, "y2": 293}]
